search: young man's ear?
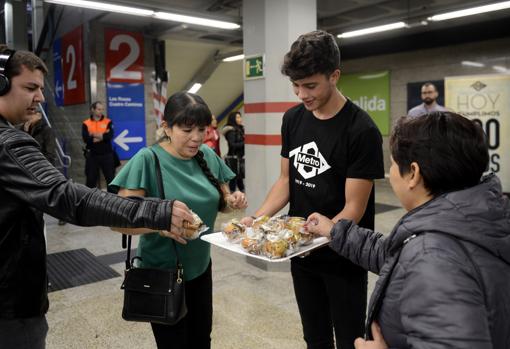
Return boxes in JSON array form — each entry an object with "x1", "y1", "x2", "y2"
[{"x1": 329, "y1": 69, "x2": 341, "y2": 84}]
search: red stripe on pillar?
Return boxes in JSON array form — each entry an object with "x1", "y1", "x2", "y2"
[
  {"x1": 245, "y1": 134, "x2": 282, "y2": 145},
  {"x1": 244, "y1": 102, "x2": 299, "y2": 113}
]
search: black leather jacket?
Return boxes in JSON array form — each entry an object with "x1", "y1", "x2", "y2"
[{"x1": 0, "y1": 116, "x2": 174, "y2": 319}]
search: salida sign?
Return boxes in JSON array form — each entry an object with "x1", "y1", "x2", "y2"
[
  {"x1": 338, "y1": 71, "x2": 390, "y2": 136},
  {"x1": 445, "y1": 75, "x2": 510, "y2": 191}
]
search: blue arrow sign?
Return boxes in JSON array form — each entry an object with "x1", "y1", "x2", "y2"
[{"x1": 107, "y1": 82, "x2": 146, "y2": 159}]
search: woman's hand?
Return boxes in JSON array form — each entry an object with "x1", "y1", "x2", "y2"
[
  {"x1": 305, "y1": 212, "x2": 334, "y2": 238},
  {"x1": 354, "y1": 323, "x2": 388, "y2": 349},
  {"x1": 226, "y1": 191, "x2": 248, "y2": 210}
]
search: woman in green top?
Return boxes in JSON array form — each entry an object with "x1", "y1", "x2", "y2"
[{"x1": 110, "y1": 92, "x2": 247, "y2": 349}]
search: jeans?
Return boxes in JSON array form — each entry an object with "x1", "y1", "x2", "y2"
[
  {"x1": 0, "y1": 316, "x2": 48, "y2": 349},
  {"x1": 151, "y1": 261, "x2": 213, "y2": 349},
  {"x1": 291, "y1": 249, "x2": 367, "y2": 349}
]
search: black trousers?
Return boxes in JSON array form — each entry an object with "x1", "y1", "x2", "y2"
[
  {"x1": 291, "y1": 249, "x2": 367, "y2": 349},
  {"x1": 225, "y1": 156, "x2": 244, "y2": 192},
  {"x1": 85, "y1": 152, "x2": 115, "y2": 189},
  {"x1": 151, "y1": 261, "x2": 213, "y2": 349},
  {"x1": 0, "y1": 316, "x2": 48, "y2": 349}
]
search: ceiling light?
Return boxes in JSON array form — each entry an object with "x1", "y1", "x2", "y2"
[
  {"x1": 461, "y1": 61, "x2": 485, "y2": 67},
  {"x1": 154, "y1": 12, "x2": 240, "y2": 30},
  {"x1": 223, "y1": 54, "x2": 244, "y2": 62},
  {"x1": 44, "y1": 0, "x2": 154, "y2": 16},
  {"x1": 188, "y1": 83, "x2": 202, "y2": 94},
  {"x1": 428, "y1": 1, "x2": 510, "y2": 21},
  {"x1": 338, "y1": 22, "x2": 406, "y2": 39},
  {"x1": 493, "y1": 65, "x2": 509, "y2": 73}
]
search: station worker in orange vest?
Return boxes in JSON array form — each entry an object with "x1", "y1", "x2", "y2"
[{"x1": 82, "y1": 101, "x2": 115, "y2": 189}]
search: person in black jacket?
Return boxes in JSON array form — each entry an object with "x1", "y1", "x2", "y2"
[
  {"x1": 0, "y1": 46, "x2": 195, "y2": 349},
  {"x1": 307, "y1": 112, "x2": 510, "y2": 349},
  {"x1": 221, "y1": 111, "x2": 245, "y2": 192}
]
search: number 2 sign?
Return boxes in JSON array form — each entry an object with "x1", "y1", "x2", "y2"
[
  {"x1": 105, "y1": 29, "x2": 144, "y2": 83},
  {"x1": 61, "y1": 25, "x2": 85, "y2": 105}
]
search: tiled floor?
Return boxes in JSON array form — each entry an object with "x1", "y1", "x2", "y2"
[{"x1": 44, "y1": 179, "x2": 405, "y2": 348}]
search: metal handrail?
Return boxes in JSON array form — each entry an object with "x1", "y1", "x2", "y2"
[{"x1": 38, "y1": 103, "x2": 71, "y2": 168}]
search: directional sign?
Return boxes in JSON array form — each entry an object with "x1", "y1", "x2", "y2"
[
  {"x1": 244, "y1": 54, "x2": 264, "y2": 80},
  {"x1": 105, "y1": 29, "x2": 146, "y2": 160},
  {"x1": 61, "y1": 25, "x2": 85, "y2": 105},
  {"x1": 114, "y1": 129, "x2": 144, "y2": 151},
  {"x1": 53, "y1": 38, "x2": 64, "y2": 106},
  {"x1": 106, "y1": 82, "x2": 145, "y2": 159}
]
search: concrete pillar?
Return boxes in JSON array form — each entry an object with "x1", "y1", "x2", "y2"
[
  {"x1": 31, "y1": 0, "x2": 44, "y2": 50},
  {"x1": 4, "y1": 0, "x2": 29, "y2": 50},
  {"x1": 242, "y1": 0, "x2": 316, "y2": 210}
]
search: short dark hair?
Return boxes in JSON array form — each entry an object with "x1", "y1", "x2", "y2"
[
  {"x1": 390, "y1": 112, "x2": 489, "y2": 196},
  {"x1": 90, "y1": 101, "x2": 103, "y2": 110},
  {"x1": 0, "y1": 45, "x2": 48, "y2": 78},
  {"x1": 281, "y1": 30, "x2": 340, "y2": 81},
  {"x1": 421, "y1": 82, "x2": 437, "y2": 91}
]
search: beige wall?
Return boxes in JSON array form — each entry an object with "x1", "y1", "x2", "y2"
[
  {"x1": 341, "y1": 37, "x2": 510, "y2": 173},
  {"x1": 165, "y1": 39, "x2": 243, "y2": 117}
]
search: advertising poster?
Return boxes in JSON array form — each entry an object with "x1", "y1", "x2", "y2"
[
  {"x1": 338, "y1": 71, "x2": 390, "y2": 136},
  {"x1": 105, "y1": 29, "x2": 145, "y2": 160},
  {"x1": 445, "y1": 74, "x2": 510, "y2": 192}
]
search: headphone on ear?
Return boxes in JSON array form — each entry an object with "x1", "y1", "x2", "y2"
[{"x1": 0, "y1": 49, "x2": 15, "y2": 96}]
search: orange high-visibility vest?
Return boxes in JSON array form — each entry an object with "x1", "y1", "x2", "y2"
[{"x1": 83, "y1": 116, "x2": 111, "y2": 134}]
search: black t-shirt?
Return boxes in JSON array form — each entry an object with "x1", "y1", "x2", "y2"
[{"x1": 281, "y1": 100, "x2": 384, "y2": 267}]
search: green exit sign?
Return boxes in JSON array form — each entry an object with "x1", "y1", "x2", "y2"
[{"x1": 244, "y1": 54, "x2": 264, "y2": 80}]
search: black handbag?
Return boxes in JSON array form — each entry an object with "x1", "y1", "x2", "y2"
[{"x1": 120, "y1": 148, "x2": 187, "y2": 325}]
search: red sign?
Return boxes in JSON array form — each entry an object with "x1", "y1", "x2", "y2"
[
  {"x1": 61, "y1": 25, "x2": 85, "y2": 105},
  {"x1": 105, "y1": 29, "x2": 144, "y2": 83}
]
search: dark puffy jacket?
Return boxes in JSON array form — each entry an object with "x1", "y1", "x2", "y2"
[
  {"x1": 329, "y1": 174, "x2": 510, "y2": 349},
  {"x1": 221, "y1": 125, "x2": 244, "y2": 157},
  {"x1": 0, "y1": 117, "x2": 174, "y2": 319}
]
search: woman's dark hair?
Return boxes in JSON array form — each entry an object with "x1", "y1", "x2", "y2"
[
  {"x1": 281, "y1": 30, "x2": 340, "y2": 81},
  {"x1": 163, "y1": 92, "x2": 225, "y2": 210},
  {"x1": 390, "y1": 111, "x2": 489, "y2": 196},
  {"x1": 226, "y1": 111, "x2": 240, "y2": 127}
]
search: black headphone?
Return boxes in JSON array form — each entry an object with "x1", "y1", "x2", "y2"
[{"x1": 0, "y1": 49, "x2": 15, "y2": 96}]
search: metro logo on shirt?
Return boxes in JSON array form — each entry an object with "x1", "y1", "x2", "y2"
[{"x1": 289, "y1": 141, "x2": 331, "y2": 180}]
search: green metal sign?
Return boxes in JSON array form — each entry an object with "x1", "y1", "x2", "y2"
[
  {"x1": 338, "y1": 71, "x2": 391, "y2": 136},
  {"x1": 244, "y1": 54, "x2": 264, "y2": 80}
]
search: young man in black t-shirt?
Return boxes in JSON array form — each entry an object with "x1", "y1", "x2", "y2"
[{"x1": 242, "y1": 30, "x2": 384, "y2": 349}]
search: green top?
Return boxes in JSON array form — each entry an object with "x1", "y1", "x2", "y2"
[{"x1": 110, "y1": 143, "x2": 235, "y2": 281}]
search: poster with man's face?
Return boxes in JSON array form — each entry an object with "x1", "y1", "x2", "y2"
[{"x1": 406, "y1": 80, "x2": 444, "y2": 112}]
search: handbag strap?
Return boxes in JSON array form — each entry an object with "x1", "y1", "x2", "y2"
[
  {"x1": 123, "y1": 147, "x2": 181, "y2": 270},
  {"x1": 149, "y1": 148, "x2": 181, "y2": 266}
]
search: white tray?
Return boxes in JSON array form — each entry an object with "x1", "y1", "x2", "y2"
[{"x1": 201, "y1": 232, "x2": 329, "y2": 263}]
